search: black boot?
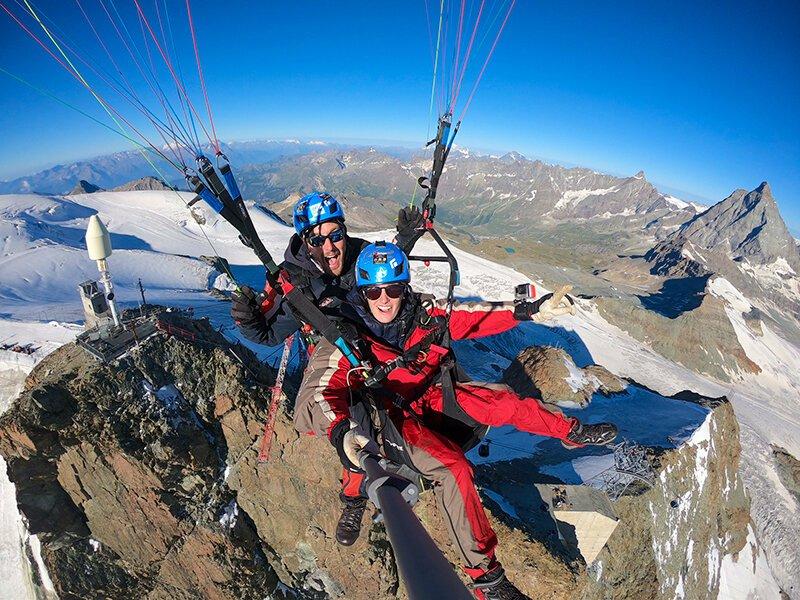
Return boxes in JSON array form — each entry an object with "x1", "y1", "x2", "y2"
[
  {"x1": 335, "y1": 495, "x2": 367, "y2": 546},
  {"x1": 471, "y1": 567, "x2": 529, "y2": 600},
  {"x1": 562, "y1": 420, "x2": 618, "y2": 448}
]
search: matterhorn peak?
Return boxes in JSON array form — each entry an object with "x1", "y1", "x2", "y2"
[
  {"x1": 754, "y1": 181, "x2": 772, "y2": 198},
  {"x1": 672, "y1": 182, "x2": 799, "y2": 268}
]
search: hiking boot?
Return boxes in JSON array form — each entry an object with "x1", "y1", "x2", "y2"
[
  {"x1": 335, "y1": 495, "x2": 367, "y2": 546},
  {"x1": 562, "y1": 420, "x2": 618, "y2": 449},
  {"x1": 471, "y1": 567, "x2": 529, "y2": 600}
]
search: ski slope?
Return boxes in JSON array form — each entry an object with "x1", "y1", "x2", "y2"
[{"x1": 0, "y1": 190, "x2": 798, "y2": 598}]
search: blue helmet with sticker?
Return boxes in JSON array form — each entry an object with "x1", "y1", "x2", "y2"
[
  {"x1": 355, "y1": 241, "x2": 411, "y2": 287},
  {"x1": 292, "y1": 192, "x2": 345, "y2": 235}
]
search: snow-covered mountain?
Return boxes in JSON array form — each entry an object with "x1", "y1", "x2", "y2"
[
  {"x1": 2, "y1": 142, "x2": 702, "y2": 252},
  {"x1": 0, "y1": 190, "x2": 798, "y2": 598},
  {"x1": 0, "y1": 140, "x2": 412, "y2": 196}
]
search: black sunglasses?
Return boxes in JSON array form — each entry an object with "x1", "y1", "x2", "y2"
[
  {"x1": 361, "y1": 283, "x2": 407, "y2": 301},
  {"x1": 306, "y1": 226, "x2": 346, "y2": 248}
]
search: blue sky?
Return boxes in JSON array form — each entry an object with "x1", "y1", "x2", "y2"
[{"x1": 1, "y1": 1, "x2": 798, "y2": 232}]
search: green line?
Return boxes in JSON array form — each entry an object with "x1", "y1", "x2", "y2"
[
  {"x1": 412, "y1": 0, "x2": 446, "y2": 209},
  {"x1": 0, "y1": 67, "x2": 160, "y2": 159},
  {"x1": 22, "y1": 0, "x2": 179, "y2": 178}
]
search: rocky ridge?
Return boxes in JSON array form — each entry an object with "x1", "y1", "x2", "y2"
[
  {"x1": 502, "y1": 346, "x2": 626, "y2": 408},
  {"x1": 112, "y1": 176, "x2": 173, "y2": 192},
  {"x1": 0, "y1": 309, "x2": 779, "y2": 599},
  {"x1": 68, "y1": 180, "x2": 103, "y2": 195},
  {"x1": 646, "y1": 182, "x2": 800, "y2": 276}
]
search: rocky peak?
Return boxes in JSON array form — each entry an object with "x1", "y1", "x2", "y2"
[
  {"x1": 111, "y1": 176, "x2": 172, "y2": 192},
  {"x1": 69, "y1": 180, "x2": 103, "y2": 195},
  {"x1": 674, "y1": 181, "x2": 799, "y2": 268}
]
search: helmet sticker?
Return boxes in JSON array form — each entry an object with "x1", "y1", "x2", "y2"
[{"x1": 308, "y1": 202, "x2": 325, "y2": 219}]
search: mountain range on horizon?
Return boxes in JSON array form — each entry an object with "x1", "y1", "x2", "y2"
[{"x1": 0, "y1": 138, "x2": 776, "y2": 220}]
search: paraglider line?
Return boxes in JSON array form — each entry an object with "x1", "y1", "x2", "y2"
[
  {"x1": 130, "y1": 0, "x2": 217, "y2": 153},
  {"x1": 449, "y1": 0, "x2": 484, "y2": 113},
  {"x1": 457, "y1": 0, "x2": 515, "y2": 122},
  {"x1": 70, "y1": 0, "x2": 195, "y2": 164},
  {"x1": 449, "y1": 0, "x2": 466, "y2": 105},
  {"x1": 185, "y1": 0, "x2": 220, "y2": 154}
]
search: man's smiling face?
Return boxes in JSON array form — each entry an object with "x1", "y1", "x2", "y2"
[{"x1": 305, "y1": 221, "x2": 346, "y2": 276}]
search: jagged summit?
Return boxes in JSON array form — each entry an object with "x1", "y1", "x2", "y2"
[
  {"x1": 69, "y1": 180, "x2": 103, "y2": 195},
  {"x1": 671, "y1": 181, "x2": 799, "y2": 268},
  {"x1": 111, "y1": 176, "x2": 172, "y2": 192}
]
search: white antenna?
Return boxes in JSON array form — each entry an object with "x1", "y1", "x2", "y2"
[{"x1": 85, "y1": 215, "x2": 121, "y2": 327}]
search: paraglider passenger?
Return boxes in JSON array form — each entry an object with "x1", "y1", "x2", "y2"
[{"x1": 293, "y1": 241, "x2": 618, "y2": 599}]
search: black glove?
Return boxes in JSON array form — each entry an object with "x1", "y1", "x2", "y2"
[
  {"x1": 513, "y1": 292, "x2": 575, "y2": 321},
  {"x1": 230, "y1": 285, "x2": 262, "y2": 325},
  {"x1": 394, "y1": 205, "x2": 426, "y2": 252}
]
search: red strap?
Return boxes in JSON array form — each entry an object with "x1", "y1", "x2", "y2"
[{"x1": 260, "y1": 279, "x2": 278, "y2": 314}]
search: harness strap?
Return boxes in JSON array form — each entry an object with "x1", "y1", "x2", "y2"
[{"x1": 363, "y1": 304, "x2": 448, "y2": 388}]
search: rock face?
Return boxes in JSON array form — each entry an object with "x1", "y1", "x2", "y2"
[
  {"x1": 595, "y1": 294, "x2": 761, "y2": 382},
  {"x1": 772, "y1": 446, "x2": 800, "y2": 506},
  {"x1": 502, "y1": 346, "x2": 626, "y2": 407},
  {"x1": 0, "y1": 315, "x2": 777, "y2": 599},
  {"x1": 0, "y1": 313, "x2": 279, "y2": 599},
  {"x1": 646, "y1": 182, "x2": 800, "y2": 276},
  {"x1": 68, "y1": 180, "x2": 103, "y2": 195},
  {"x1": 112, "y1": 176, "x2": 172, "y2": 192},
  {"x1": 582, "y1": 403, "x2": 755, "y2": 599}
]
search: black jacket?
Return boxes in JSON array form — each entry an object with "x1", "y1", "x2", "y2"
[{"x1": 237, "y1": 233, "x2": 370, "y2": 346}]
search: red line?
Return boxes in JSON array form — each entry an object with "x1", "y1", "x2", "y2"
[
  {"x1": 131, "y1": 0, "x2": 217, "y2": 153},
  {"x1": 95, "y1": 0, "x2": 194, "y2": 162},
  {"x1": 185, "y1": 0, "x2": 220, "y2": 154},
  {"x1": 458, "y1": 0, "x2": 515, "y2": 122},
  {"x1": 450, "y1": 0, "x2": 484, "y2": 112},
  {"x1": 68, "y1": 0, "x2": 186, "y2": 166}
]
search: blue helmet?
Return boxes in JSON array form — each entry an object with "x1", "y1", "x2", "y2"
[
  {"x1": 292, "y1": 192, "x2": 345, "y2": 235},
  {"x1": 355, "y1": 241, "x2": 411, "y2": 287}
]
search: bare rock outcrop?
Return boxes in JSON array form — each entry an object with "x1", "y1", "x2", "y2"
[
  {"x1": 581, "y1": 402, "x2": 754, "y2": 599},
  {"x1": 0, "y1": 313, "x2": 277, "y2": 599},
  {"x1": 68, "y1": 180, "x2": 103, "y2": 195},
  {"x1": 0, "y1": 313, "x2": 776, "y2": 599},
  {"x1": 595, "y1": 294, "x2": 761, "y2": 382},
  {"x1": 112, "y1": 176, "x2": 172, "y2": 192},
  {"x1": 0, "y1": 313, "x2": 576, "y2": 599},
  {"x1": 502, "y1": 346, "x2": 626, "y2": 407}
]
